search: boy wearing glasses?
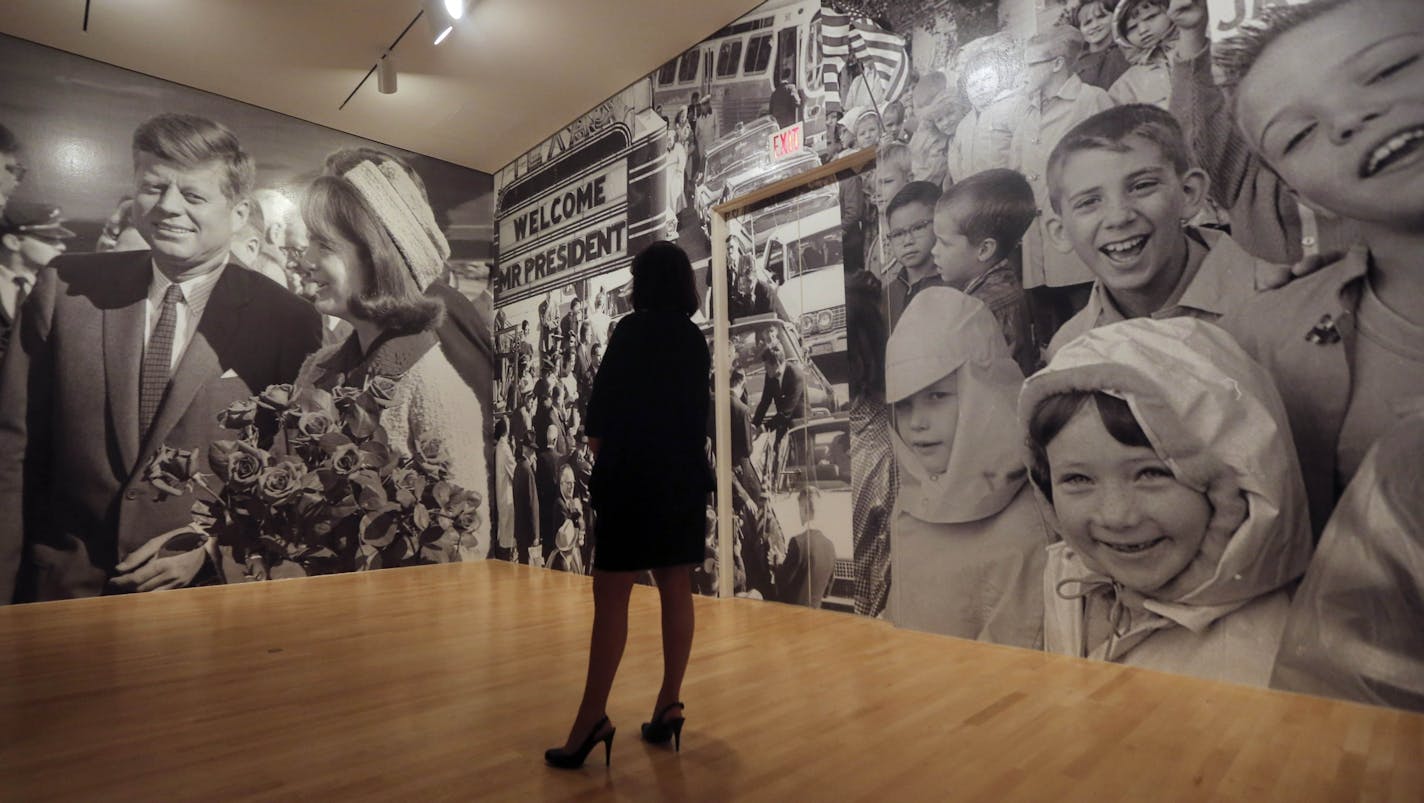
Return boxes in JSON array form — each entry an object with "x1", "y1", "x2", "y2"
[{"x1": 883, "y1": 181, "x2": 944, "y2": 328}]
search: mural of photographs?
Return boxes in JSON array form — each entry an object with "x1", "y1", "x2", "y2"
[
  {"x1": 498, "y1": 0, "x2": 1424, "y2": 713},
  {"x1": 0, "y1": 33, "x2": 496, "y2": 604}
]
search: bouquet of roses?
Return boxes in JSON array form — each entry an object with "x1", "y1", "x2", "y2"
[{"x1": 144, "y1": 375, "x2": 483, "y2": 582}]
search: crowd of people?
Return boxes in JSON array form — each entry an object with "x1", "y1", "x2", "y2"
[
  {"x1": 490, "y1": 286, "x2": 615, "y2": 573},
  {"x1": 839, "y1": 0, "x2": 1423, "y2": 709}
]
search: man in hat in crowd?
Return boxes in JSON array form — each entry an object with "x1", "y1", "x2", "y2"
[{"x1": 0, "y1": 202, "x2": 75, "y2": 361}]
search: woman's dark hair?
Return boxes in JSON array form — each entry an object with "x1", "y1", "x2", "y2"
[
  {"x1": 1026, "y1": 390, "x2": 1152, "y2": 502},
  {"x1": 631, "y1": 240, "x2": 699, "y2": 316},
  {"x1": 493, "y1": 418, "x2": 508, "y2": 440},
  {"x1": 302, "y1": 175, "x2": 445, "y2": 334}
]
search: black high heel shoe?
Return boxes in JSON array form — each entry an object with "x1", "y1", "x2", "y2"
[
  {"x1": 641, "y1": 702, "x2": 686, "y2": 752},
  {"x1": 545, "y1": 716, "x2": 616, "y2": 769}
]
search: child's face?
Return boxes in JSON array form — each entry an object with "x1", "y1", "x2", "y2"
[
  {"x1": 894, "y1": 373, "x2": 960, "y2": 476},
  {"x1": 1236, "y1": 1, "x2": 1424, "y2": 231},
  {"x1": 933, "y1": 199, "x2": 991, "y2": 286},
  {"x1": 1045, "y1": 403, "x2": 1212, "y2": 594},
  {"x1": 872, "y1": 163, "x2": 911, "y2": 211},
  {"x1": 1049, "y1": 137, "x2": 1206, "y2": 300},
  {"x1": 885, "y1": 108, "x2": 905, "y2": 140},
  {"x1": 855, "y1": 114, "x2": 883, "y2": 147},
  {"x1": 887, "y1": 200, "x2": 936, "y2": 272},
  {"x1": 1125, "y1": 1, "x2": 1172, "y2": 49},
  {"x1": 1077, "y1": 1, "x2": 1113, "y2": 47}
]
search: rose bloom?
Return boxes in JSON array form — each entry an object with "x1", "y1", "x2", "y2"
[
  {"x1": 331, "y1": 385, "x2": 363, "y2": 408},
  {"x1": 257, "y1": 459, "x2": 307, "y2": 504},
  {"x1": 364, "y1": 375, "x2": 400, "y2": 408},
  {"x1": 218, "y1": 398, "x2": 258, "y2": 428},
  {"x1": 414, "y1": 436, "x2": 450, "y2": 473},
  {"x1": 257, "y1": 383, "x2": 295, "y2": 412},
  {"x1": 209, "y1": 439, "x2": 268, "y2": 488},
  {"x1": 329, "y1": 442, "x2": 361, "y2": 475},
  {"x1": 296, "y1": 410, "x2": 336, "y2": 441}
]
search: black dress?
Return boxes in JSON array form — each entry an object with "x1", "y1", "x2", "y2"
[{"x1": 585, "y1": 309, "x2": 712, "y2": 571}]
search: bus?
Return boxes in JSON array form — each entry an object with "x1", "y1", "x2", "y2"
[{"x1": 651, "y1": 0, "x2": 830, "y2": 154}]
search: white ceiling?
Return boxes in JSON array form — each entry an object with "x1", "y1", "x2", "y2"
[{"x1": 0, "y1": 0, "x2": 765, "y2": 174}]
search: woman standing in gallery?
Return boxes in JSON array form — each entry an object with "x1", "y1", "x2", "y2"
[{"x1": 545, "y1": 241, "x2": 711, "y2": 769}]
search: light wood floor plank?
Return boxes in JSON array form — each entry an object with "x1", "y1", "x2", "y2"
[{"x1": 1, "y1": 561, "x2": 1419, "y2": 802}]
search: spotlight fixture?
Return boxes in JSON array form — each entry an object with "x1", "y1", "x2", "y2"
[
  {"x1": 377, "y1": 53, "x2": 397, "y2": 94},
  {"x1": 423, "y1": 0, "x2": 466, "y2": 45}
]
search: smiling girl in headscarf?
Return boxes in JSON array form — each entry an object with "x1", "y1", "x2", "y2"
[
  {"x1": 1021, "y1": 317, "x2": 1314, "y2": 685},
  {"x1": 885, "y1": 287, "x2": 1050, "y2": 648}
]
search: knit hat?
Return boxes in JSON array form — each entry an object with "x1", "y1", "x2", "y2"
[{"x1": 342, "y1": 160, "x2": 449, "y2": 291}]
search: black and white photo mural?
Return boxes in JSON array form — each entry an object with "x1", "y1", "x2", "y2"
[
  {"x1": 0, "y1": 33, "x2": 496, "y2": 604},
  {"x1": 505, "y1": 0, "x2": 1423, "y2": 714}
]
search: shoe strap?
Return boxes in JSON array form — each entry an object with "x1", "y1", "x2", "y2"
[{"x1": 654, "y1": 701, "x2": 685, "y2": 722}]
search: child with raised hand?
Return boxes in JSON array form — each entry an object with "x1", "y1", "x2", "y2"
[
  {"x1": 1107, "y1": 0, "x2": 1176, "y2": 109},
  {"x1": 1167, "y1": 0, "x2": 1358, "y2": 266},
  {"x1": 931, "y1": 169, "x2": 1039, "y2": 375},
  {"x1": 1214, "y1": 0, "x2": 1424, "y2": 535},
  {"x1": 1043, "y1": 104, "x2": 1266, "y2": 357},
  {"x1": 885, "y1": 287, "x2": 1049, "y2": 648},
  {"x1": 1021, "y1": 316, "x2": 1314, "y2": 686}
]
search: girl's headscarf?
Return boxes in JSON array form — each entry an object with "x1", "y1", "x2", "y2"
[
  {"x1": 1019, "y1": 317, "x2": 1313, "y2": 613},
  {"x1": 1112, "y1": 0, "x2": 1178, "y2": 66},
  {"x1": 885, "y1": 288, "x2": 1026, "y2": 524}
]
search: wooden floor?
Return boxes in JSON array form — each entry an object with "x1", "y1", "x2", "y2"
[{"x1": 1, "y1": 561, "x2": 1420, "y2": 802}]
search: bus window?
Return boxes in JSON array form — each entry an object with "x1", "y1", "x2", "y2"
[
  {"x1": 776, "y1": 28, "x2": 798, "y2": 86},
  {"x1": 657, "y1": 58, "x2": 678, "y2": 86},
  {"x1": 677, "y1": 51, "x2": 699, "y2": 84},
  {"x1": 744, "y1": 33, "x2": 774, "y2": 75},
  {"x1": 716, "y1": 40, "x2": 744, "y2": 79}
]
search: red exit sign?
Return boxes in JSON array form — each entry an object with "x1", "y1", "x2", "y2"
[{"x1": 770, "y1": 123, "x2": 803, "y2": 160}]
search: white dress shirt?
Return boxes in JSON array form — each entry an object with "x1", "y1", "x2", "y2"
[
  {"x1": 0, "y1": 263, "x2": 32, "y2": 320},
  {"x1": 144, "y1": 260, "x2": 227, "y2": 374}
]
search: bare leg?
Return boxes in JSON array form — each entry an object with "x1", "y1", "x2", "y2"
[
  {"x1": 649, "y1": 564, "x2": 695, "y2": 721},
  {"x1": 563, "y1": 569, "x2": 636, "y2": 749}
]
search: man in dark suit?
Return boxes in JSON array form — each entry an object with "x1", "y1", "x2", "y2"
[
  {"x1": 752, "y1": 343, "x2": 805, "y2": 461},
  {"x1": 535, "y1": 424, "x2": 563, "y2": 565},
  {"x1": 0, "y1": 113, "x2": 323, "y2": 604},
  {"x1": 559, "y1": 296, "x2": 583, "y2": 361},
  {"x1": 512, "y1": 434, "x2": 542, "y2": 565},
  {"x1": 776, "y1": 486, "x2": 836, "y2": 608}
]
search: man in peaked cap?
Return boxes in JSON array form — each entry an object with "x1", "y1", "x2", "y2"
[{"x1": 0, "y1": 202, "x2": 75, "y2": 361}]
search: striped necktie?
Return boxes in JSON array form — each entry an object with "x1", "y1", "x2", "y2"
[
  {"x1": 140, "y1": 283, "x2": 184, "y2": 442},
  {"x1": 13, "y1": 275, "x2": 29, "y2": 312}
]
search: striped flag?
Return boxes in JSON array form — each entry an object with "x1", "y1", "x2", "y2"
[{"x1": 820, "y1": 10, "x2": 910, "y2": 118}]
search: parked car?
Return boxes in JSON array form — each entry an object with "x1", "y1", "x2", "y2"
[
  {"x1": 695, "y1": 116, "x2": 822, "y2": 224},
  {"x1": 765, "y1": 413, "x2": 853, "y2": 612}
]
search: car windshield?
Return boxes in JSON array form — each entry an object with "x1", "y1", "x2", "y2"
[
  {"x1": 706, "y1": 137, "x2": 768, "y2": 182},
  {"x1": 726, "y1": 322, "x2": 800, "y2": 374},
  {"x1": 777, "y1": 229, "x2": 845, "y2": 279},
  {"x1": 784, "y1": 422, "x2": 850, "y2": 489}
]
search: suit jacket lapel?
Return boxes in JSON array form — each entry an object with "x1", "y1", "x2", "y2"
[
  {"x1": 139, "y1": 266, "x2": 250, "y2": 464},
  {"x1": 104, "y1": 254, "x2": 151, "y2": 472}
]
